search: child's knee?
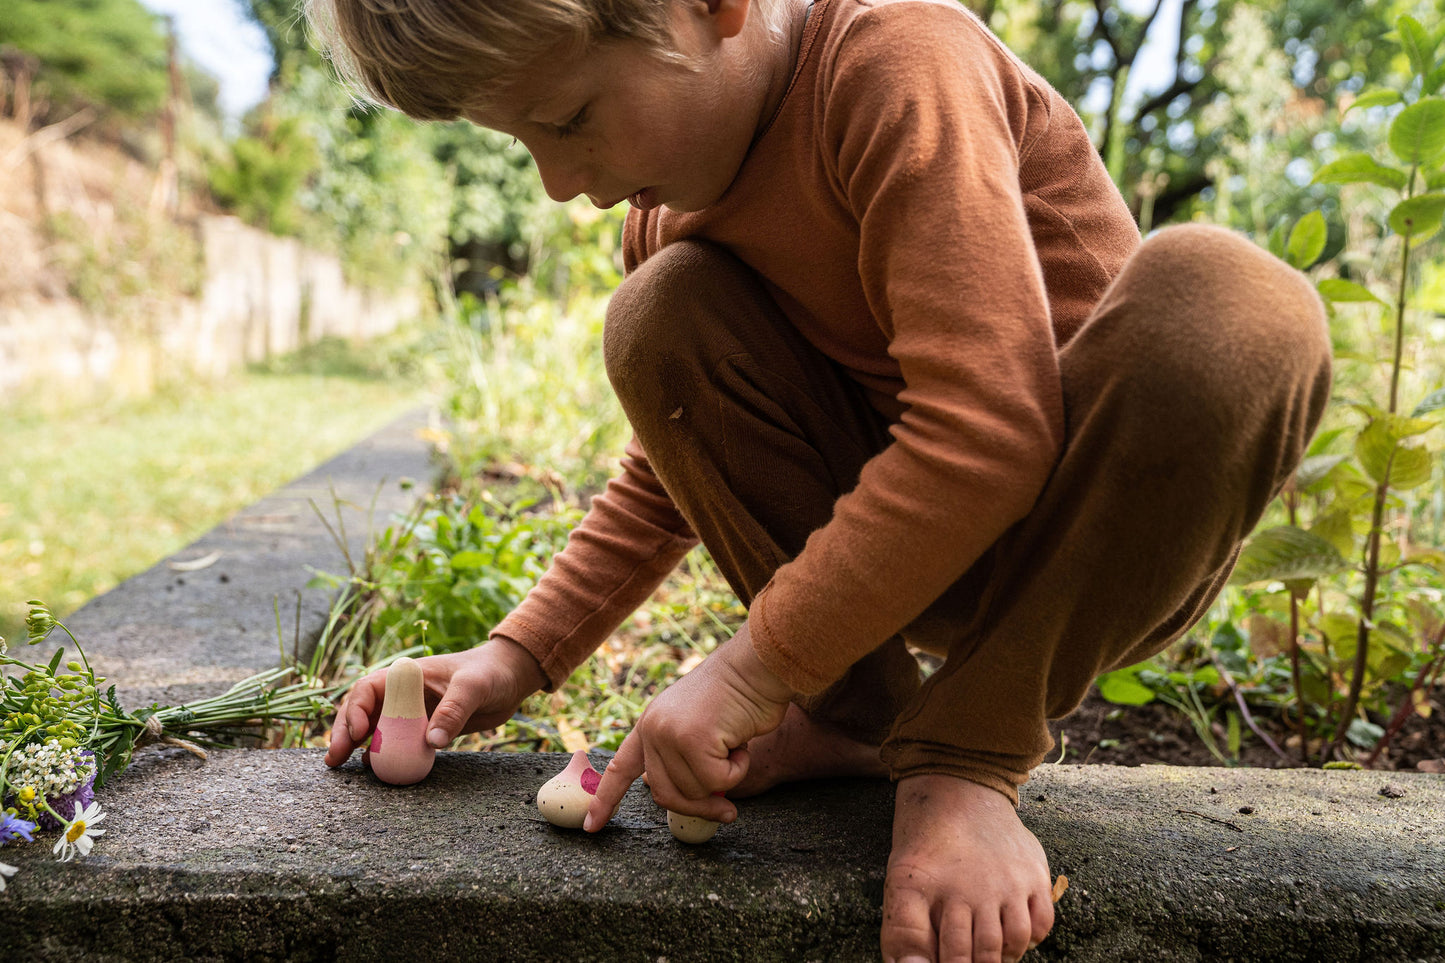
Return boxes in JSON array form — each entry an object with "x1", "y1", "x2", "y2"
[
  {"x1": 1128, "y1": 224, "x2": 1329, "y2": 380},
  {"x1": 603, "y1": 240, "x2": 740, "y2": 403},
  {"x1": 1081, "y1": 223, "x2": 1331, "y2": 435}
]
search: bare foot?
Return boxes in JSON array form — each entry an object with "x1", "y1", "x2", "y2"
[
  {"x1": 728, "y1": 702, "x2": 888, "y2": 797},
  {"x1": 882, "y1": 774, "x2": 1054, "y2": 963}
]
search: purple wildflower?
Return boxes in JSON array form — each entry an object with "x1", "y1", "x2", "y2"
[{"x1": 0, "y1": 811, "x2": 36, "y2": 845}]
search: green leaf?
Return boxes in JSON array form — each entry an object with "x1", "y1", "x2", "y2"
[
  {"x1": 1355, "y1": 418, "x2": 1435, "y2": 489},
  {"x1": 1266, "y1": 220, "x2": 1289, "y2": 260},
  {"x1": 447, "y1": 550, "x2": 493, "y2": 570},
  {"x1": 1317, "y1": 278, "x2": 1385, "y2": 304},
  {"x1": 1373, "y1": 620, "x2": 1415, "y2": 656},
  {"x1": 1383, "y1": 411, "x2": 1440, "y2": 438},
  {"x1": 1307, "y1": 426, "x2": 1350, "y2": 455},
  {"x1": 1345, "y1": 718, "x2": 1384, "y2": 748},
  {"x1": 1388, "y1": 98, "x2": 1445, "y2": 166},
  {"x1": 1429, "y1": 63, "x2": 1445, "y2": 97},
  {"x1": 1404, "y1": 545, "x2": 1445, "y2": 570},
  {"x1": 1286, "y1": 211, "x2": 1328, "y2": 268},
  {"x1": 1389, "y1": 193, "x2": 1445, "y2": 237},
  {"x1": 1412, "y1": 387, "x2": 1445, "y2": 417},
  {"x1": 1388, "y1": 444, "x2": 1435, "y2": 490},
  {"x1": 47, "y1": 647, "x2": 65, "y2": 676},
  {"x1": 1398, "y1": 16, "x2": 1434, "y2": 80},
  {"x1": 1428, "y1": 167, "x2": 1445, "y2": 191},
  {"x1": 1312, "y1": 153, "x2": 1408, "y2": 192},
  {"x1": 1309, "y1": 508, "x2": 1356, "y2": 558},
  {"x1": 1356, "y1": 419, "x2": 1395, "y2": 485},
  {"x1": 1347, "y1": 89, "x2": 1403, "y2": 113},
  {"x1": 1096, "y1": 668, "x2": 1157, "y2": 706},
  {"x1": 1370, "y1": 651, "x2": 1412, "y2": 682},
  {"x1": 1230, "y1": 525, "x2": 1352, "y2": 586},
  {"x1": 1295, "y1": 453, "x2": 1348, "y2": 489},
  {"x1": 1321, "y1": 612, "x2": 1360, "y2": 650}
]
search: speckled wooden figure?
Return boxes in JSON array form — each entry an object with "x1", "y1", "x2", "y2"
[{"x1": 536, "y1": 750, "x2": 601, "y2": 829}]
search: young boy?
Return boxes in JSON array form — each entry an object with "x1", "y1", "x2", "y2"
[{"x1": 315, "y1": 0, "x2": 1332, "y2": 959}]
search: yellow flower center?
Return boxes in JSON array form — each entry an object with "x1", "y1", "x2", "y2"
[{"x1": 66, "y1": 820, "x2": 86, "y2": 842}]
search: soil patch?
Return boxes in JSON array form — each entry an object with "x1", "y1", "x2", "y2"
[{"x1": 1052, "y1": 686, "x2": 1445, "y2": 773}]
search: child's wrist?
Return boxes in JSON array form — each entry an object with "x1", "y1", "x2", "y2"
[
  {"x1": 485, "y1": 635, "x2": 548, "y2": 695},
  {"x1": 728, "y1": 622, "x2": 796, "y2": 705}
]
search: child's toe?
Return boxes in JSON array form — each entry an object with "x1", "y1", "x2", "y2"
[
  {"x1": 879, "y1": 880, "x2": 938, "y2": 962},
  {"x1": 1028, "y1": 889, "x2": 1056, "y2": 949},
  {"x1": 967, "y1": 909, "x2": 1006, "y2": 963},
  {"x1": 936, "y1": 901, "x2": 975, "y2": 961},
  {"x1": 1000, "y1": 901, "x2": 1034, "y2": 961}
]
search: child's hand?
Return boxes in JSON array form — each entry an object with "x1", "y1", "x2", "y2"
[
  {"x1": 324, "y1": 637, "x2": 546, "y2": 767},
  {"x1": 584, "y1": 623, "x2": 794, "y2": 830}
]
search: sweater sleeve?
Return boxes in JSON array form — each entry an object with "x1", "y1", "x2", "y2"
[
  {"x1": 490, "y1": 434, "x2": 698, "y2": 689},
  {"x1": 746, "y1": 5, "x2": 1066, "y2": 695}
]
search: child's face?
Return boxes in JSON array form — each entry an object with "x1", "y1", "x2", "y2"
[{"x1": 465, "y1": 1, "x2": 785, "y2": 213}]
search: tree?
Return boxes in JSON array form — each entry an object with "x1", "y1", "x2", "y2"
[
  {"x1": 974, "y1": 0, "x2": 1435, "y2": 231},
  {"x1": 0, "y1": 0, "x2": 170, "y2": 125}
]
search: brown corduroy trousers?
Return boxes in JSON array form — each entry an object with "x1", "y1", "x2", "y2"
[{"x1": 602, "y1": 224, "x2": 1333, "y2": 791}]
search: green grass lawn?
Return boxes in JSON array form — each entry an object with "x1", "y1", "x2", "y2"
[{"x1": 0, "y1": 345, "x2": 424, "y2": 641}]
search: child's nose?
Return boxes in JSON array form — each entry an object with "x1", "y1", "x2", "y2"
[{"x1": 533, "y1": 150, "x2": 593, "y2": 204}]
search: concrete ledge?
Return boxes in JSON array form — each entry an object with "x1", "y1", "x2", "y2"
[
  {"x1": 6, "y1": 408, "x2": 1443, "y2": 961},
  {"x1": 60, "y1": 407, "x2": 438, "y2": 709},
  {"x1": 2, "y1": 750, "x2": 1441, "y2": 961}
]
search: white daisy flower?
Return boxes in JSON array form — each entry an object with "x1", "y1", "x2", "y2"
[
  {"x1": 52, "y1": 800, "x2": 106, "y2": 862},
  {"x1": 0, "y1": 861, "x2": 16, "y2": 893}
]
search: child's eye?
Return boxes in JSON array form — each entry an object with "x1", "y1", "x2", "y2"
[{"x1": 555, "y1": 105, "x2": 590, "y2": 138}]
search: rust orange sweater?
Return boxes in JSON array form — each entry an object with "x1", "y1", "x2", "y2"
[{"x1": 492, "y1": 0, "x2": 1140, "y2": 696}]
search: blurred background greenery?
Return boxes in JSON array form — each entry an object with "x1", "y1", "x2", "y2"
[{"x1": 1, "y1": 0, "x2": 1442, "y2": 764}]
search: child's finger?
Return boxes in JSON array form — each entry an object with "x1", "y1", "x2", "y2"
[
  {"x1": 584, "y1": 732, "x2": 645, "y2": 832},
  {"x1": 425, "y1": 679, "x2": 488, "y2": 749},
  {"x1": 323, "y1": 679, "x2": 380, "y2": 767},
  {"x1": 323, "y1": 721, "x2": 354, "y2": 768}
]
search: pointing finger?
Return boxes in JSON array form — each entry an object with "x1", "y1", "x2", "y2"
[{"x1": 585, "y1": 731, "x2": 645, "y2": 832}]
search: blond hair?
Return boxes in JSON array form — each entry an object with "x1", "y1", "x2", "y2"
[{"x1": 306, "y1": 0, "x2": 784, "y2": 121}]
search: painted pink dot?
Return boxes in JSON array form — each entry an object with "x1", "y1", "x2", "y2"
[{"x1": 581, "y1": 767, "x2": 600, "y2": 794}]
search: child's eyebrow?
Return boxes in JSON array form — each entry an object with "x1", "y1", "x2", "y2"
[{"x1": 518, "y1": 77, "x2": 592, "y2": 123}]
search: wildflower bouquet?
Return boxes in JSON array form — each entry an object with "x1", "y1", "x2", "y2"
[{"x1": 1, "y1": 600, "x2": 336, "y2": 892}]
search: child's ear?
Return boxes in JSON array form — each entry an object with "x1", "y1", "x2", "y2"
[{"x1": 703, "y1": 0, "x2": 752, "y2": 40}]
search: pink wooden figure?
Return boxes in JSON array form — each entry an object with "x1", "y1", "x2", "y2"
[{"x1": 364, "y1": 657, "x2": 435, "y2": 785}]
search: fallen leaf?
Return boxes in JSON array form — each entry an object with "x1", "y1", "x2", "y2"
[
  {"x1": 558, "y1": 718, "x2": 590, "y2": 754},
  {"x1": 1051, "y1": 875, "x2": 1069, "y2": 903},
  {"x1": 167, "y1": 550, "x2": 223, "y2": 572}
]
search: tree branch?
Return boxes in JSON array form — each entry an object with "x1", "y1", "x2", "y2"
[{"x1": 1, "y1": 107, "x2": 97, "y2": 171}]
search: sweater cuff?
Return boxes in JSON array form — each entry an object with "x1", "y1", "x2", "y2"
[
  {"x1": 748, "y1": 582, "x2": 848, "y2": 696},
  {"x1": 488, "y1": 620, "x2": 568, "y2": 693},
  {"x1": 879, "y1": 739, "x2": 1048, "y2": 808}
]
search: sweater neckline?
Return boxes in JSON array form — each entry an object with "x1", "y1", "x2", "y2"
[{"x1": 751, "y1": 0, "x2": 829, "y2": 148}]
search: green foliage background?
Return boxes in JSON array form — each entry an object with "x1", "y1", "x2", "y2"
[
  {"x1": 4, "y1": 0, "x2": 1444, "y2": 761},
  {"x1": 0, "y1": 0, "x2": 169, "y2": 121}
]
